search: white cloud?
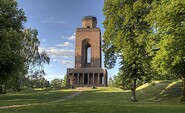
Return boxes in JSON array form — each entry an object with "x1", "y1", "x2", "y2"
[
  {"x1": 39, "y1": 47, "x2": 74, "y2": 57},
  {"x1": 45, "y1": 73, "x2": 64, "y2": 81},
  {"x1": 41, "y1": 16, "x2": 65, "y2": 24},
  {"x1": 60, "y1": 60, "x2": 74, "y2": 68},
  {"x1": 42, "y1": 39, "x2": 46, "y2": 42},
  {"x1": 55, "y1": 42, "x2": 72, "y2": 47},
  {"x1": 67, "y1": 33, "x2": 76, "y2": 40}
]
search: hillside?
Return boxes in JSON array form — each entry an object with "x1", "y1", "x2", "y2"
[{"x1": 136, "y1": 80, "x2": 183, "y2": 102}]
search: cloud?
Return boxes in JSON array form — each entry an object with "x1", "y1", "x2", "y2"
[
  {"x1": 42, "y1": 39, "x2": 46, "y2": 42},
  {"x1": 60, "y1": 60, "x2": 74, "y2": 68},
  {"x1": 55, "y1": 42, "x2": 72, "y2": 47},
  {"x1": 45, "y1": 73, "x2": 64, "y2": 81},
  {"x1": 39, "y1": 47, "x2": 74, "y2": 57},
  {"x1": 41, "y1": 16, "x2": 65, "y2": 24},
  {"x1": 67, "y1": 33, "x2": 76, "y2": 40}
]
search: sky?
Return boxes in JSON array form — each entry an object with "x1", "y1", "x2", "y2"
[{"x1": 17, "y1": 0, "x2": 119, "y2": 81}]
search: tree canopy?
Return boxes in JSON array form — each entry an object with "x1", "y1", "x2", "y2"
[
  {"x1": 103, "y1": 0, "x2": 185, "y2": 101},
  {"x1": 146, "y1": 0, "x2": 185, "y2": 100},
  {"x1": 103, "y1": 0, "x2": 152, "y2": 102},
  {"x1": 0, "y1": 0, "x2": 50, "y2": 93}
]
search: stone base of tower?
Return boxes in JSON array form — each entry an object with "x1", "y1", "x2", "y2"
[{"x1": 67, "y1": 68, "x2": 108, "y2": 87}]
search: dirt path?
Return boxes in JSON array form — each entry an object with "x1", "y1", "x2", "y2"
[{"x1": 0, "y1": 90, "x2": 82, "y2": 110}]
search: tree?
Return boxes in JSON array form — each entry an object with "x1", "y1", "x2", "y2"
[
  {"x1": 0, "y1": 0, "x2": 26, "y2": 93},
  {"x1": 51, "y1": 79, "x2": 62, "y2": 88},
  {"x1": 0, "y1": 0, "x2": 50, "y2": 93},
  {"x1": 61, "y1": 75, "x2": 67, "y2": 87},
  {"x1": 26, "y1": 76, "x2": 50, "y2": 88},
  {"x1": 114, "y1": 70, "x2": 145, "y2": 90},
  {"x1": 108, "y1": 77, "x2": 114, "y2": 87},
  {"x1": 146, "y1": 0, "x2": 185, "y2": 101},
  {"x1": 103, "y1": 0, "x2": 152, "y2": 102},
  {"x1": 23, "y1": 28, "x2": 50, "y2": 79}
]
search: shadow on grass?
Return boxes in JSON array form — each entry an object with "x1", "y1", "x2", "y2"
[{"x1": 137, "y1": 81, "x2": 183, "y2": 102}]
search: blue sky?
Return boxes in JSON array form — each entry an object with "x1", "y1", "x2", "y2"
[{"x1": 17, "y1": 0, "x2": 119, "y2": 81}]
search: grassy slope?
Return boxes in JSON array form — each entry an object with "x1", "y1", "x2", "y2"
[{"x1": 0, "y1": 81, "x2": 185, "y2": 113}]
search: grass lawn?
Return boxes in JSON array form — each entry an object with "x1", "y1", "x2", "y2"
[{"x1": 0, "y1": 81, "x2": 185, "y2": 113}]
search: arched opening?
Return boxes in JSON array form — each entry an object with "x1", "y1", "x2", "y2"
[
  {"x1": 87, "y1": 46, "x2": 91, "y2": 63},
  {"x1": 81, "y1": 38, "x2": 93, "y2": 68},
  {"x1": 84, "y1": 43, "x2": 91, "y2": 64}
]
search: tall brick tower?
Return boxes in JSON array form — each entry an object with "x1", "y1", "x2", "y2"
[{"x1": 67, "y1": 16, "x2": 107, "y2": 87}]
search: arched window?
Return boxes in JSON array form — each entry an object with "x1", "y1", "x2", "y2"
[{"x1": 87, "y1": 46, "x2": 91, "y2": 63}]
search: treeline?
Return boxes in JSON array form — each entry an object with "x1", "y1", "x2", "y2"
[
  {"x1": 24, "y1": 76, "x2": 67, "y2": 89},
  {"x1": 103, "y1": 0, "x2": 185, "y2": 101}
]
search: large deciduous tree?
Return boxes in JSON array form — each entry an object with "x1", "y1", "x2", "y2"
[
  {"x1": 146, "y1": 0, "x2": 185, "y2": 101},
  {"x1": 0, "y1": 0, "x2": 50, "y2": 93},
  {"x1": 0, "y1": 0, "x2": 26, "y2": 93},
  {"x1": 103, "y1": 0, "x2": 152, "y2": 102}
]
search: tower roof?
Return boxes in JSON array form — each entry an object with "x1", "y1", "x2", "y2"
[{"x1": 82, "y1": 16, "x2": 97, "y2": 22}]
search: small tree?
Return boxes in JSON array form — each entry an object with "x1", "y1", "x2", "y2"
[
  {"x1": 108, "y1": 77, "x2": 114, "y2": 87},
  {"x1": 61, "y1": 75, "x2": 67, "y2": 87},
  {"x1": 51, "y1": 79, "x2": 62, "y2": 88}
]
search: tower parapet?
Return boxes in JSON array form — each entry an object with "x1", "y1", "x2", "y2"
[{"x1": 82, "y1": 16, "x2": 97, "y2": 28}]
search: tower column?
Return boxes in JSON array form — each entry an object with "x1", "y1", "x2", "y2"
[
  {"x1": 88, "y1": 73, "x2": 90, "y2": 85},
  {"x1": 98, "y1": 73, "x2": 100, "y2": 85},
  {"x1": 77, "y1": 73, "x2": 80, "y2": 85},
  {"x1": 72, "y1": 73, "x2": 74, "y2": 85},
  {"x1": 93, "y1": 73, "x2": 95, "y2": 85},
  {"x1": 82, "y1": 73, "x2": 84, "y2": 85}
]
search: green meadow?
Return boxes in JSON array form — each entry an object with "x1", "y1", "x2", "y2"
[{"x1": 0, "y1": 81, "x2": 185, "y2": 113}]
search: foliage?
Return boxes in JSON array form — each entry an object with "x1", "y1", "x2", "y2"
[
  {"x1": 113, "y1": 71, "x2": 144, "y2": 90},
  {"x1": 51, "y1": 79, "x2": 63, "y2": 88},
  {"x1": 108, "y1": 77, "x2": 114, "y2": 87},
  {"x1": 0, "y1": 0, "x2": 26, "y2": 93},
  {"x1": 0, "y1": 0, "x2": 50, "y2": 93},
  {"x1": 145, "y1": 0, "x2": 185, "y2": 100},
  {"x1": 61, "y1": 75, "x2": 67, "y2": 87},
  {"x1": 25, "y1": 77, "x2": 50, "y2": 88},
  {"x1": 103, "y1": 0, "x2": 152, "y2": 101},
  {"x1": 23, "y1": 29, "x2": 50, "y2": 78}
]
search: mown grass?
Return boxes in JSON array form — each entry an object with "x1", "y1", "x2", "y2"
[
  {"x1": 0, "y1": 81, "x2": 185, "y2": 113},
  {"x1": 0, "y1": 88, "x2": 77, "y2": 107}
]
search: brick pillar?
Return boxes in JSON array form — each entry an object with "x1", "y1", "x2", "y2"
[
  {"x1": 88, "y1": 73, "x2": 90, "y2": 85},
  {"x1": 98, "y1": 73, "x2": 100, "y2": 85},
  {"x1": 77, "y1": 73, "x2": 79, "y2": 85},
  {"x1": 103, "y1": 74, "x2": 106, "y2": 86},
  {"x1": 72, "y1": 73, "x2": 74, "y2": 85},
  {"x1": 93, "y1": 74, "x2": 95, "y2": 85},
  {"x1": 82, "y1": 73, "x2": 84, "y2": 85}
]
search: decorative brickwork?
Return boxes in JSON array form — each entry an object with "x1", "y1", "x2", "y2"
[{"x1": 67, "y1": 16, "x2": 107, "y2": 87}]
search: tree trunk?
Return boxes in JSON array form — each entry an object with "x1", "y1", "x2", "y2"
[
  {"x1": 131, "y1": 79, "x2": 137, "y2": 102},
  {"x1": 182, "y1": 74, "x2": 185, "y2": 101}
]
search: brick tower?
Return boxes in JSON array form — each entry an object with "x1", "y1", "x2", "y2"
[{"x1": 67, "y1": 16, "x2": 107, "y2": 87}]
